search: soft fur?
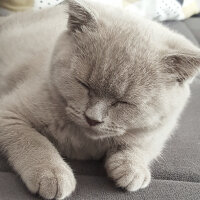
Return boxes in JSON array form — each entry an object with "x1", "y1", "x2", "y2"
[{"x1": 0, "y1": 0, "x2": 200, "y2": 199}]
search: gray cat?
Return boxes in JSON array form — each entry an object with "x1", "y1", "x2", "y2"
[{"x1": 0, "y1": 0, "x2": 200, "y2": 199}]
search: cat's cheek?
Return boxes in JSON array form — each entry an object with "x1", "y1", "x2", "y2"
[
  {"x1": 65, "y1": 104, "x2": 88, "y2": 127},
  {"x1": 65, "y1": 85, "x2": 89, "y2": 113},
  {"x1": 116, "y1": 107, "x2": 142, "y2": 128},
  {"x1": 109, "y1": 107, "x2": 131, "y2": 127},
  {"x1": 66, "y1": 90, "x2": 88, "y2": 104}
]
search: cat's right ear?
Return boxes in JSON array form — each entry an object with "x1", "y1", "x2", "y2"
[{"x1": 67, "y1": 0, "x2": 97, "y2": 33}]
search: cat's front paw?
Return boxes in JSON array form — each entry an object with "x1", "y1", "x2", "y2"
[
  {"x1": 105, "y1": 153, "x2": 151, "y2": 192},
  {"x1": 22, "y1": 164, "x2": 76, "y2": 200}
]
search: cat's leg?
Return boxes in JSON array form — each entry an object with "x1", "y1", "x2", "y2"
[{"x1": 0, "y1": 110, "x2": 76, "y2": 200}]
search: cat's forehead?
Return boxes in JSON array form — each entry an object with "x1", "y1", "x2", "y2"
[{"x1": 74, "y1": 27, "x2": 159, "y2": 99}]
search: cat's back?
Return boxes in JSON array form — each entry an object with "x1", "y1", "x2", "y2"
[{"x1": 0, "y1": 5, "x2": 66, "y2": 96}]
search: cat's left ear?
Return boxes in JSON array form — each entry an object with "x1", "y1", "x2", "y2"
[
  {"x1": 162, "y1": 50, "x2": 200, "y2": 83},
  {"x1": 161, "y1": 32, "x2": 200, "y2": 84},
  {"x1": 67, "y1": 0, "x2": 97, "y2": 33}
]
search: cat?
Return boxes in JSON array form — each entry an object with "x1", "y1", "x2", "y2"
[{"x1": 0, "y1": 0, "x2": 200, "y2": 199}]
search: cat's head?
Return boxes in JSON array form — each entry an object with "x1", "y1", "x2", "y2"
[{"x1": 50, "y1": 0, "x2": 200, "y2": 139}]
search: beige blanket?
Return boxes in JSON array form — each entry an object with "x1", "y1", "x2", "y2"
[{"x1": 0, "y1": 0, "x2": 33, "y2": 11}]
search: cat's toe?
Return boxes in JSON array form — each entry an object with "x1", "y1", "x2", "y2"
[
  {"x1": 125, "y1": 166, "x2": 151, "y2": 192},
  {"x1": 106, "y1": 157, "x2": 151, "y2": 192},
  {"x1": 54, "y1": 167, "x2": 76, "y2": 200},
  {"x1": 22, "y1": 164, "x2": 76, "y2": 200},
  {"x1": 38, "y1": 172, "x2": 58, "y2": 199}
]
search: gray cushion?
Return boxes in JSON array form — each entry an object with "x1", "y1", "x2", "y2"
[
  {"x1": 0, "y1": 173, "x2": 200, "y2": 200},
  {"x1": 163, "y1": 19, "x2": 200, "y2": 46},
  {"x1": 0, "y1": 18, "x2": 200, "y2": 200},
  {"x1": 185, "y1": 18, "x2": 200, "y2": 45}
]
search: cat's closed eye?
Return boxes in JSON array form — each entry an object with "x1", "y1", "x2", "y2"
[
  {"x1": 76, "y1": 79, "x2": 90, "y2": 90},
  {"x1": 111, "y1": 101, "x2": 131, "y2": 107}
]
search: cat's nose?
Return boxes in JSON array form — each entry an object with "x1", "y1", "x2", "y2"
[{"x1": 84, "y1": 114, "x2": 103, "y2": 126}]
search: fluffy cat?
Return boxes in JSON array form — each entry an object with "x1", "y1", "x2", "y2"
[{"x1": 0, "y1": 0, "x2": 200, "y2": 199}]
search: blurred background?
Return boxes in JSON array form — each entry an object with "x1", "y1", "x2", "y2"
[{"x1": 0, "y1": 0, "x2": 200, "y2": 21}]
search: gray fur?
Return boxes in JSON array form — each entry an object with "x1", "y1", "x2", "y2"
[{"x1": 0, "y1": 0, "x2": 200, "y2": 199}]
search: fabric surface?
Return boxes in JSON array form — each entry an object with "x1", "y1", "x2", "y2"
[
  {"x1": 185, "y1": 17, "x2": 200, "y2": 44},
  {"x1": 0, "y1": 0, "x2": 34, "y2": 11},
  {"x1": 34, "y1": 0, "x2": 64, "y2": 10},
  {"x1": 123, "y1": 0, "x2": 200, "y2": 21},
  {"x1": 0, "y1": 17, "x2": 200, "y2": 200},
  {"x1": 0, "y1": 173, "x2": 200, "y2": 200},
  {"x1": 1, "y1": 0, "x2": 200, "y2": 21},
  {"x1": 163, "y1": 19, "x2": 200, "y2": 45}
]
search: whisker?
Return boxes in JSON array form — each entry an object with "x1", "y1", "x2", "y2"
[
  {"x1": 102, "y1": 128, "x2": 120, "y2": 134},
  {"x1": 107, "y1": 125, "x2": 124, "y2": 130},
  {"x1": 67, "y1": 110, "x2": 81, "y2": 119},
  {"x1": 110, "y1": 122, "x2": 124, "y2": 129},
  {"x1": 67, "y1": 105, "x2": 83, "y2": 115}
]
